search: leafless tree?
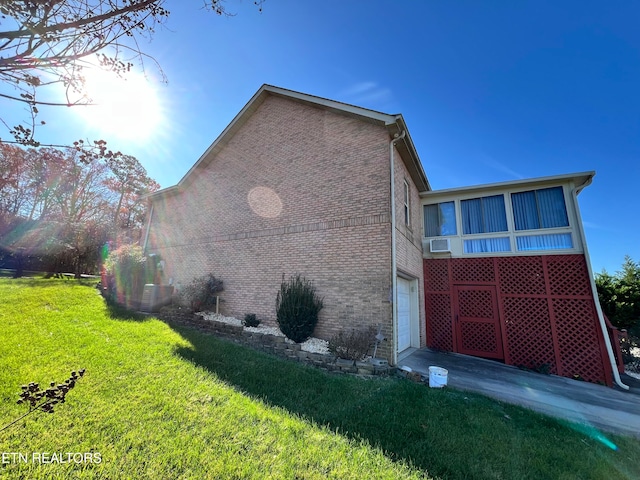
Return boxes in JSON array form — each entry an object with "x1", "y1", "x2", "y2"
[{"x1": 0, "y1": 1, "x2": 261, "y2": 146}]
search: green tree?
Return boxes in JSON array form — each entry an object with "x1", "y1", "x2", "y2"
[
  {"x1": 104, "y1": 154, "x2": 160, "y2": 243},
  {"x1": 595, "y1": 255, "x2": 640, "y2": 333},
  {"x1": 0, "y1": 144, "x2": 158, "y2": 276}
]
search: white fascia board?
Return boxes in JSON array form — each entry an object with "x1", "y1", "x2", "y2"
[
  {"x1": 263, "y1": 85, "x2": 398, "y2": 125},
  {"x1": 144, "y1": 185, "x2": 179, "y2": 201},
  {"x1": 388, "y1": 115, "x2": 431, "y2": 192},
  {"x1": 420, "y1": 171, "x2": 595, "y2": 200}
]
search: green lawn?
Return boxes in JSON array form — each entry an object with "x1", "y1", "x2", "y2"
[{"x1": 1, "y1": 278, "x2": 639, "y2": 479}]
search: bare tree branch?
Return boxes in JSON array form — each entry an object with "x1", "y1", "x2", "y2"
[{"x1": 0, "y1": 0, "x2": 259, "y2": 146}]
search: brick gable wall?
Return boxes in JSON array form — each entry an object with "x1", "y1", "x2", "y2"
[{"x1": 148, "y1": 95, "x2": 401, "y2": 359}]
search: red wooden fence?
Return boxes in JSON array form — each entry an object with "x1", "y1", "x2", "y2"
[{"x1": 424, "y1": 254, "x2": 617, "y2": 385}]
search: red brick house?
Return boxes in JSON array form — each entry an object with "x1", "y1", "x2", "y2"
[{"x1": 144, "y1": 85, "x2": 625, "y2": 387}]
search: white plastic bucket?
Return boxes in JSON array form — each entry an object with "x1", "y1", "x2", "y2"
[{"x1": 428, "y1": 366, "x2": 448, "y2": 388}]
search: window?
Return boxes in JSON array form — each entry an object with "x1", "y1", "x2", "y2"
[
  {"x1": 403, "y1": 180, "x2": 411, "y2": 226},
  {"x1": 511, "y1": 186, "x2": 569, "y2": 231},
  {"x1": 516, "y1": 233, "x2": 573, "y2": 251},
  {"x1": 464, "y1": 237, "x2": 511, "y2": 253},
  {"x1": 461, "y1": 195, "x2": 508, "y2": 234},
  {"x1": 424, "y1": 201, "x2": 457, "y2": 236}
]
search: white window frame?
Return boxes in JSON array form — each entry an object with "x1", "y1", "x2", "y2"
[
  {"x1": 403, "y1": 179, "x2": 411, "y2": 227},
  {"x1": 422, "y1": 183, "x2": 579, "y2": 257}
]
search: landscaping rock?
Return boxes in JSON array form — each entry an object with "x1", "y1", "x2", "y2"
[{"x1": 156, "y1": 309, "x2": 395, "y2": 379}]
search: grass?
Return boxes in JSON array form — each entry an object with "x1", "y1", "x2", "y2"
[{"x1": 0, "y1": 278, "x2": 639, "y2": 479}]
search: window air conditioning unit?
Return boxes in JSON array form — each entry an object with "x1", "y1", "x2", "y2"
[{"x1": 429, "y1": 238, "x2": 451, "y2": 253}]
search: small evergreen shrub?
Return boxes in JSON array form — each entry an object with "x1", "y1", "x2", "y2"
[
  {"x1": 179, "y1": 274, "x2": 223, "y2": 312},
  {"x1": 328, "y1": 326, "x2": 376, "y2": 361},
  {"x1": 276, "y1": 275, "x2": 323, "y2": 343},
  {"x1": 243, "y1": 314, "x2": 260, "y2": 328}
]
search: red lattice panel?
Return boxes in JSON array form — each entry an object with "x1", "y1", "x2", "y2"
[
  {"x1": 452, "y1": 257, "x2": 495, "y2": 283},
  {"x1": 424, "y1": 259, "x2": 449, "y2": 292},
  {"x1": 426, "y1": 293, "x2": 453, "y2": 351},
  {"x1": 460, "y1": 321, "x2": 498, "y2": 353},
  {"x1": 497, "y1": 256, "x2": 546, "y2": 295},
  {"x1": 553, "y1": 298, "x2": 607, "y2": 383},
  {"x1": 546, "y1": 255, "x2": 592, "y2": 297},
  {"x1": 422, "y1": 255, "x2": 610, "y2": 384},
  {"x1": 458, "y1": 290, "x2": 494, "y2": 318},
  {"x1": 502, "y1": 297, "x2": 557, "y2": 373}
]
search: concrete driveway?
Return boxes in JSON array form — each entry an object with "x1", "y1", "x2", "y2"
[{"x1": 400, "y1": 348, "x2": 640, "y2": 439}]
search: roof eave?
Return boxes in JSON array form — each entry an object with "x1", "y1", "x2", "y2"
[
  {"x1": 150, "y1": 84, "x2": 416, "y2": 200},
  {"x1": 420, "y1": 171, "x2": 596, "y2": 199},
  {"x1": 385, "y1": 115, "x2": 431, "y2": 192}
]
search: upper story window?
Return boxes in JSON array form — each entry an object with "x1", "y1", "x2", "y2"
[
  {"x1": 461, "y1": 194, "x2": 508, "y2": 234},
  {"x1": 424, "y1": 201, "x2": 457, "y2": 236},
  {"x1": 511, "y1": 186, "x2": 569, "y2": 231},
  {"x1": 423, "y1": 184, "x2": 576, "y2": 255},
  {"x1": 403, "y1": 180, "x2": 411, "y2": 226}
]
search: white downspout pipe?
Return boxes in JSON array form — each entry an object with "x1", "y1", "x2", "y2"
[
  {"x1": 572, "y1": 186, "x2": 629, "y2": 390},
  {"x1": 389, "y1": 131, "x2": 406, "y2": 366},
  {"x1": 142, "y1": 203, "x2": 154, "y2": 254}
]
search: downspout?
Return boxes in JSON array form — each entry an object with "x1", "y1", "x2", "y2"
[
  {"x1": 142, "y1": 203, "x2": 154, "y2": 255},
  {"x1": 390, "y1": 130, "x2": 406, "y2": 366},
  {"x1": 571, "y1": 185, "x2": 629, "y2": 390}
]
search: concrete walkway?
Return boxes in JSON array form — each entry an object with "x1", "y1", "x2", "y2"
[{"x1": 400, "y1": 348, "x2": 640, "y2": 439}]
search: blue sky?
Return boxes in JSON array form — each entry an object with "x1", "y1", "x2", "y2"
[{"x1": 3, "y1": 1, "x2": 639, "y2": 274}]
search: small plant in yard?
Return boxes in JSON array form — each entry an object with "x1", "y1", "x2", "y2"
[
  {"x1": 243, "y1": 313, "x2": 261, "y2": 328},
  {"x1": 328, "y1": 326, "x2": 377, "y2": 361},
  {"x1": 276, "y1": 274, "x2": 323, "y2": 343},
  {"x1": 179, "y1": 273, "x2": 223, "y2": 312},
  {"x1": 1, "y1": 369, "x2": 86, "y2": 433},
  {"x1": 620, "y1": 333, "x2": 640, "y2": 365},
  {"x1": 104, "y1": 243, "x2": 146, "y2": 306}
]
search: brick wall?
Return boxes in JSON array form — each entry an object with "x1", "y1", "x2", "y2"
[
  {"x1": 148, "y1": 95, "x2": 398, "y2": 359},
  {"x1": 393, "y1": 145, "x2": 427, "y2": 348}
]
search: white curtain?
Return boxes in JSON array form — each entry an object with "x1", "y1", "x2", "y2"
[
  {"x1": 516, "y1": 233, "x2": 573, "y2": 251},
  {"x1": 512, "y1": 187, "x2": 568, "y2": 231},
  {"x1": 462, "y1": 195, "x2": 507, "y2": 234},
  {"x1": 464, "y1": 237, "x2": 511, "y2": 253}
]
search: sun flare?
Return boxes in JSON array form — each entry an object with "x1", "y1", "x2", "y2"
[{"x1": 76, "y1": 66, "x2": 164, "y2": 141}]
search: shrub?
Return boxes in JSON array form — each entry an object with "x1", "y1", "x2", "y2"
[
  {"x1": 328, "y1": 326, "x2": 376, "y2": 360},
  {"x1": 243, "y1": 314, "x2": 261, "y2": 328},
  {"x1": 620, "y1": 334, "x2": 639, "y2": 365},
  {"x1": 103, "y1": 244, "x2": 146, "y2": 307},
  {"x1": 595, "y1": 255, "x2": 640, "y2": 332},
  {"x1": 276, "y1": 275, "x2": 323, "y2": 343},
  {"x1": 179, "y1": 274, "x2": 223, "y2": 312}
]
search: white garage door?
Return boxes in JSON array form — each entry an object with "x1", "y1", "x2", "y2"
[{"x1": 397, "y1": 277, "x2": 411, "y2": 352}]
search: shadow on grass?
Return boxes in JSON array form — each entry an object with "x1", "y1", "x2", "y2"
[
  {"x1": 169, "y1": 324, "x2": 627, "y2": 480},
  {"x1": 103, "y1": 296, "x2": 151, "y2": 322},
  {"x1": 171, "y1": 327, "x2": 433, "y2": 472}
]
